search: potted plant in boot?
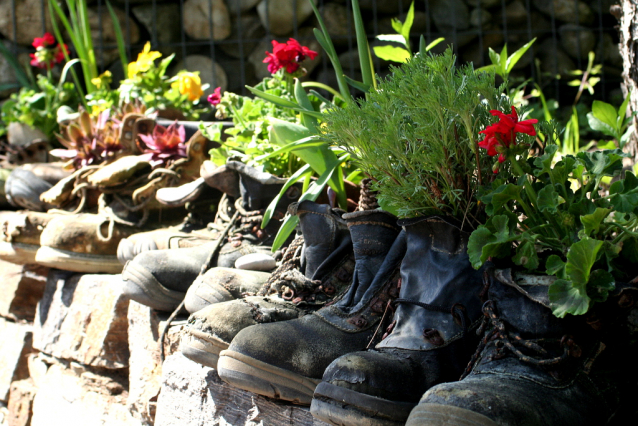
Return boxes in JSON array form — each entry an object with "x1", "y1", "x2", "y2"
[{"x1": 404, "y1": 100, "x2": 638, "y2": 425}]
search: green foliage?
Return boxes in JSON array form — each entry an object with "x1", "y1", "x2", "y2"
[
  {"x1": 200, "y1": 76, "x2": 300, "y2": 178},
  {"x1": 324, "y1": 48, "x2": 505, "y2": 222},
  {"x1": 1, "y1": 72, "x2": 79, "y2": 140},
  {"x1": 468, "y1": 143, "x2": 638, "y2": 317},
  {"x1": 587, "y1": 95, "x2": 635, "y2": 149},
  {"x1": 477, "y1": 39, "x2": 536, "y2": 89}
]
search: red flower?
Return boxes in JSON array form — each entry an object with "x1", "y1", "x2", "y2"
[
  {"x1": 32, "y1": 32, "x2": 55, "y2": 49},
  {"x1": 263, "y1": 38, "x2": 318, "y2": 74},
  {"x1": 479, "y1": 107, "x2": 537, "y2": 166},
  {"x1": 207, "y1": 87, "x2": 222, "y2": 106},
  {"x1": 29, "y1": 33, "x2": 68, "y2": 69}
]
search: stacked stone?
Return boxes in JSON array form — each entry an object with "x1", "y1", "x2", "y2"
[{"x1": 0, "y1": 0, "x2": 622, "y2": 99}]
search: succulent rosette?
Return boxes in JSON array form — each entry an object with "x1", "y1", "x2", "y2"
[
  {"x1": 138, "y1": 121, "x2": 187, "y2": 167},
  {"x1": 50, "y1": 109, "x2": 122, "y2": 169}
]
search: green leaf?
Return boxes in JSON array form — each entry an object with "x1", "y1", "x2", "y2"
[
  {"x1": 591, "y1": 100, "x2": 618, "y2": 131},
  {"x1": 533, "y1": 144, "x2": 558, "y2": 178},
  {"x1": 344, "y1": 75, "x2": 371, "y2": 92},
  {"x1": 373, "y1": 45, "x2": 411, "y2": 63},
  {"x1": 423, "y1": 37, "x2": 445, "y2": 53},
  {"x1": 609, "y1": 172, "x2": 638, "y2": 213},
  {"x1": 565, "y1": 237, "x2": 603, "y2": 286},
  {"x1": 106, "y1": 0, "x2": 129, "y2": 77},
  {"x1": 505, "y1": 38, "x2": 536, "y2": 73},
  {"x1": 580, "y1": 208, "x2": 611, "y2": 237},
  {"x1": 586, "y1": 269, "x2": 615, "y2": 303},
  {"x1": 261, "y1": 164, "x2": 312, "y2": 227},
  {"x1": 488, "y1": 47, "x2": 500, "y2": 69},
  {"x1": 621, "y1": 237, "x2": 638, "y2": 263},
  {"x1": 482, "y1": 183, "x2": 521, "y2": 215},
  {"x1": 376, "y1": 34, "x2": 406, "y2": 43},
  {"x1": 537, "y1": 185, "x2": 560, "y2": 213},
  {"x1": 619, "y1": 91, "x2": 631, "y2": 121},
  {"x1": 246, "y1": 86, "x2": 323, "y2": 119},
  {"x1": 401, "y1": 1, "x2": 415, "y2": 42},
  {"x1": 513, "y1": 241, "x2": 539, "y2": 271},
  {"x1": 467, "y1": 215, "x2": 517, "y2": 269},
  {"x1": 391, "y1": 18, "x2": 403, "y2": 35},
  {"x1": 351, "y1": 0, "x2": 375, "y2": 90},
  {"x1": 294, "y1": 78, "x2": 318, "y2": 130},
  {"x1": 545, "y1": 255, "x2": 566, "y2": 277},
  {"x1": 587, "y1": 112, "x2": 615, "y2": 138},
  {"x1": 549, "y1": 279, "x2": 590, "y2": 317},
  {"x1": 577, "y1": 150, "x2": 626, "y2": 178}
]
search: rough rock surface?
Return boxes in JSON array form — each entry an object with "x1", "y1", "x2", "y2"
[
  {"x1": 6, "y1": 379, "x2": 36, "y2": 426},
  {"x1": 33, "y1": 272, "x2": 129, "y2": 369},
  {"x1": 30, "y1": 362, "x2": 138, "y2": 426},
  {"x1": 0, "y1": 260, "x2": 48, "y2": 322},
  {"x1": 0, "y1": 0, "x2": 55, "y2": 45},
  {"x1": 256, "y1": 0, "x2": 317, "y2": 36},
  {"x1": 155, "y1": 353, "x2": 330, "y2": 426},
  {"x1": 0, "y1": 319, "x2": 33, "y2": 402},
  {"x1": 183, "y1": 0, "x2": 231, "y2": 41},
  {"x1": 127, "y1": 301, "x2": 184, "y2": 426}
]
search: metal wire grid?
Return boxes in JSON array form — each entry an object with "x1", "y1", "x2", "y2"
[{"x1": 2, "y1": 0, "x2": 622, "y2": 101}]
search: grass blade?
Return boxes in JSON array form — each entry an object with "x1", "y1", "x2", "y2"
[
  {"x1": 261, "y1": 164, "x2": 312, "y2": 227},
  {"x1": 351, "y1": 0, "x2": 375, "y2": 90},
  {"x1": 106, "y1": 0, "x2": 129, "y2": 77}
]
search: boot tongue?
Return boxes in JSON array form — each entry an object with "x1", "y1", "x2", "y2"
[
  {"x1": 201, "y1": 161, "x2": 241, "y2": 198},
  {"x1": 225, "y1": 161, "x2": 289, "y2": 211},
  {"x1": 294, "y1": 200, "x2": 349, "y2": 279},
  {"x1": 335, "y1": 209, "x2": 401, "y2": 307}
]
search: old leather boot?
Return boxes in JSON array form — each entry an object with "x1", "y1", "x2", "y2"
[
  {"x1": 180, "y1": 200, "x2": 355, "y2": 368},
  {"x1": 406, "y1": 269, "x2": 637, "y2": 426},
  {"x1": 216, "y1": 209, "x2": 404, "y2": 405},
  {"x1": 5, "y1": 168, "x2": 53, "y2": 211},
  {"x1": 0, "y1": 211, "x2": 55, "y2": 264},
  {"x1": 120, "y1": 161, "x2": 300, "y2": 311},
  {"x1": 35, "y1": 212, "x2": 140, "y2": 273},
  {"x1": 310, "y1": 216, "x2": 485, "y2": 426}
]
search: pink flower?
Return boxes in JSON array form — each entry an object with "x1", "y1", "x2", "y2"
[
  {"x1": 30, "y1": 33, "x2": 68, "y2": 69},
  {"x1": 207, "y1": 87, "x2": 222, "y2": 106},
  {"x1": 139, "y1": 122, "x2": 187, "y2": 167},
  {"x1": 263, "y1": 38, "x2": 318, "y2": 74},
  {"x1": 32, "y1": 32, "x2": 55, "y2": 49}
]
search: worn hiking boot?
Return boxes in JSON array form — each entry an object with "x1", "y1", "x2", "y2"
[
  {"x1": 0, "y1": 211, "x2": 55, "y2": 264},
  {"x1": 4, "y1": 168, "x2": 53, "y2": 211},
  {"x1": 216, "y1": 209, "x2": 405, "y2": 405},
  {"x1": 116, "y1": 161, "x2": 238, "y2": 263},
  {"x1": 120, "y1": 161, "x2": 301, "y2": 311},
  {"x1": 35, "y1": 212, "x2": 141, "y2": 273},
  {"x1": 180, "y1": 200, "x2": 355, "y2": 368},
  {"x1": 309, "y1": 216, "x2": 485, "y2": 426},
  {"x1": 405, "y1": 269, "x2": 637, "y2": 426}
]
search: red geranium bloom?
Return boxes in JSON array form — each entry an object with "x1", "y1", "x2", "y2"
[
  {"x1": 479, "y1": 106, "x2": 537, "y2": 166},
  {"x1": 263, "y1": 38, "x2": 318, "y2": 74},
  {"x1": 207, "y1": 86, "x2": 222, "y2": 106},
  {"x1": 29, "y1": 33, "x2": 68, "y2": 69},
  {"x1": 32, "y1": 32, "x2": 55, "y2": 49}
]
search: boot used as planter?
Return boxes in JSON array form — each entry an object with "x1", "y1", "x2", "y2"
[
  {"x1": 215, "y1": 208, "x2": 404, "y2": 405},
  {"x1": 0, "y1": 211, "x2": 55, "y2": 264},
  {"x1": 120, "y1": 161, "x2": 302, "y2": 312},
  {"x1": 406, "y1": 269, "x2": 638, "y2": 426},
  {"x1": 310, "y1": 216, "x2": 485, "y2": 426},
  {"x1": 180, "y1": 200, "x2": 355, "y2": 367}
]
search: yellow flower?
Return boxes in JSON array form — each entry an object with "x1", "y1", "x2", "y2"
[
  {"x1": 127, "y1": 42, "x2": 161, "y2": 78},
  {"x1": 172, "y1": 72, "x2": 204, "y2": 102},
  {"x1": 91, "y1": 70, "x2": 112, "y2": 89}
]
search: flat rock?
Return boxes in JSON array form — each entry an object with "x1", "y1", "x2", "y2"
[
  {"x1": 6, "y1": 379, "x2": 36, "y2": 426},
  {"x1": 33, "y1": 271, "x2": 130, "y2": 369},
  {"x1": 235, "y1": 252, "x2": 277, "y2": 271},
  {"x1": 0, "y1": 260, "x2": 48, "y2": 321},
  {"x1": 127, "y1": 301, "x2": 184, "y2": 426},
  {"x1": 256, "y1": 0, "x2": 317, "y2": 36},
  {"x1": 155, "y1": 353, "x2": 330, "y2": 426},
  {"x1": 183, "y1": 0, "x2": 231, "y2": 41},
  {"x1": 133, "y1": 3, "x2": 180, "y2": 45},
  {"x1": 6, "y1": 123, "x2": 47, "y2": 147},
  {"x1": 0, "y1": 318, "x2": 33, "y2": 402},
  {"x1": 30, "y1": 362, "x2": 139, "y2": 426},
  {"x1": 0, "y1": 0, "x2": 55, "y2": 45}
]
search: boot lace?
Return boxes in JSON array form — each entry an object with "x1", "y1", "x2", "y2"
[{"x1": 461, "y1": 300, "x2": 581, "y2": 379}]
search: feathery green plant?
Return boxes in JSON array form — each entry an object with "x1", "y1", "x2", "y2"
[{"x1": 324, "y1": 48, "x2": 510, "y2": 226}]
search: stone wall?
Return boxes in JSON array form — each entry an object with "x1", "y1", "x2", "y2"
[
  {"x1": 0, "y1": 0, "x2": 623, "y2": 97},
  {"x1": 0, "y1": 260, "x2": 322, "y2": 426}
]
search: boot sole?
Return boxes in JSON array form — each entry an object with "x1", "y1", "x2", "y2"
[
  {"x1": 121, "y1": 261, "x2": 185, "y2": 312},
  {"x1": 217, "y1": 349, "x2": 320, "y2": 405},
  {"x1": 181, "y1": 330, "x2": 229, "y2": 368},
  {"x1": 405, "y1": 403, "x2": 498, "y2": 426},
  {"x1": 35, "y1": 246, "x2": 123, "y2": 273},
  {"x1": 0, "y1": 241, "x2": 39, "y2": 264},
  {"x1": 311, "y1": 382, "x2": 415, "y2": 426}
]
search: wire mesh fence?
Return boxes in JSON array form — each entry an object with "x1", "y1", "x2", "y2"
[{"x1": 0, "y1": 0, "x2": 623, "y2": 102}]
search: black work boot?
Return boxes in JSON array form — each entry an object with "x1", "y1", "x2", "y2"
[
  {"x1": 120, "y1": 161, "x2": 300, "y2": 311},
  {"x1": 310, "y1": 216, "x2": 485, "y2": 426},
  {"x1": 215, "y1": 209, "x2": 404, "y2": 405},
  {"x1": 405, "y1": 270, "x2": 638, "y2": 426},
  {"x1": 180, "y1": 200, "x2": 356, "y2": 368}
]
